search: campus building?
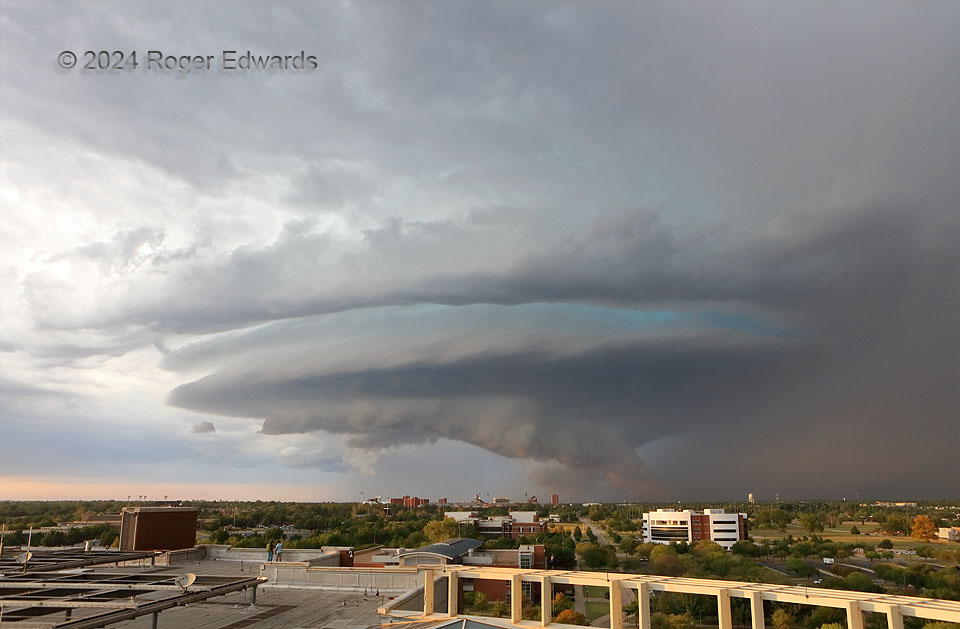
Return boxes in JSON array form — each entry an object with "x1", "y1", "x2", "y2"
[
  {"x1": 641, "y1": 508, "x2": 747, "y2": 550},
  {"x1": 445, "y1": 511, "x2": 548, "y2": 539}
]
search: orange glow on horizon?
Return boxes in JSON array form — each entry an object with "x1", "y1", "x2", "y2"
[{"x1": 0, "y1": 477, "x2": 334, "y2": 502}]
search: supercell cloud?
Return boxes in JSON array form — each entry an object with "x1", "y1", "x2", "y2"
[{"x1": 0, "y1": 0, "x2": 957, "y2": 499}]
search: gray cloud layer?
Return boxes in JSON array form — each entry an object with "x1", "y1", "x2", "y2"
[
  {"x1": 165, "y1": 200, "x2": 958, "y2": 497},
  {"x1": 3, "y1": 1, "x2": 957, "y2": 499}
]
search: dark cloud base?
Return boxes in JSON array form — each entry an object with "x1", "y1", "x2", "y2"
[{"x1": 167, "y1": 201, "x2": 959, "y2": 498}]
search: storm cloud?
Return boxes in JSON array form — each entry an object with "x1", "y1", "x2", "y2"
[{"x1": 1, "y1": 0, "x2": 957, "y2": 499}]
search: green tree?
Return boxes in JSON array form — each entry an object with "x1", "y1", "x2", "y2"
[
  {"x1": 799, "y1": 513, "x2": 825, "y2": 535},
  {"x1": 423, "y1": 517, "x2": 460, "y2": 543},
  {"x1": 850, "y1": 525, "x2": 860, "y2": 536},
  {"x1": 881, "y1": 515, "x2": 911, "y2": 536},
  {"x1": 474, "y1": 592, "x2": 489, "y2": 613},
  {"x1": 98, "y1": 530, "x2": 118, "y2": 547},
  {"x1": 877, "y1": 538, "x2": 893, "y2": 549},
  {"x1": 581, "y1": 544, "x2": 611, "y2": 569},
  {"x1": 620, "y1": 536, "x2": 640, "y2": 555},
  {"x1": 492, "y1": 600, "x2": 508, "y2": 618}
]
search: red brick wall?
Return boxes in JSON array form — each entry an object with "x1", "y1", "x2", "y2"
[
  {"x1": 690, "y1": 514, "x2": 710, "y2": 542},
  {"x1": 122, "y1": 510, "x2": 197, "y2": 551}
]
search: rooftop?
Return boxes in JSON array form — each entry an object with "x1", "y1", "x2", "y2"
[{"x1": 398, "y1": 539, "x2": 482, "y2": 560}]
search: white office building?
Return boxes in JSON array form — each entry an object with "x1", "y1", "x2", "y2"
[{"x1": 642, "y1": 508, "x2": 747, "y2": 550}]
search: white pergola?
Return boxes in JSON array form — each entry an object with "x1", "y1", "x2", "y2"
[{"x1": 381, "y1": 567, "x2": 960, "y2": 629}]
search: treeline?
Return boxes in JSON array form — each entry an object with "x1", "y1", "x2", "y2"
[
  {"x1": 0, "y1": 501, "x2": 127, "y2": 529},
  {"x1": 1, "y1": 524, "x2": 118, "y2": 548}
]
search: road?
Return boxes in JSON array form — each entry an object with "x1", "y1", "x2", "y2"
[{"x1": 580, "y1": 518, "x2": 612, "y2": 545}]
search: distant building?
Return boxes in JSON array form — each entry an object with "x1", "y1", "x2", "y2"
[
  {"x1": 748, "y1": 493, "x2": 755, "y2": 504},
  {"x1": 444, "y1": 510, "x2": 548, "y2": 539},
  {"x1": 119, "y1": 507, "x2": 198, "y2": 551},
  {"x1": 391, "y1": 496, "x2": 430, "y2": 507},
  {"x1": 438, "y1": 498, "x2": 448, "y2": 505},
  {"x1": 492, "y1": 497, "x2": 512, "y2": 506},
  {"x1": 937, "y1": 528, "x2": 959, "y2": 542},
  {"x1": 642, "y1": 508, "x2": 747, "y2": 550},
  {"x1": 551, "y1": 494, "x2": 560, "y2": 505},
  {"x1": 396, "y1": 538, "x2": 546, "y2": 604}
]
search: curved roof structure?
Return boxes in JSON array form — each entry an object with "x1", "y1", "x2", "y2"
[{"x1": 397, "y1": 539, "x2": 483, "y2": 561}]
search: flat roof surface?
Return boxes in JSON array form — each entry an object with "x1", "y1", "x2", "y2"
[
  {"x1": 0, "y1": 550, "x2": 158, "y2": 576},
  {"x1": 0, "y1": 570, "x2": 262, "y2": 628},
  {"x1": 0, "y1": 556, "x2": 386, "y2": 629}
]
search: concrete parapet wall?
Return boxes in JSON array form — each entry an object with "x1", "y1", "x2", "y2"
[
  {"x1": 203, "y1": 544, "x2": 334, "y2": 564},
  {"x1": 260, "y1": 564, "x2": 421, "y2": 593},
  {"x1": 157, "y1": 546, "x2": 206, "y2": 565}
]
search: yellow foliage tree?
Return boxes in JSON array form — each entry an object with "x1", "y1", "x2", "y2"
[
  {"x1": 423, "y1": 517, "x2": 461, "y2": 543},
  {"x1": 772, "y1": 608, "x2": 793, "y2": 629},
  {"x1": 910, "y1": 515, "x2": 937, "y2": 541}
]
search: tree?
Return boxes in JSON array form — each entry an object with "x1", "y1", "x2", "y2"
[
  {"x1": 877, "y1": 539, "x2": 893, "y2": 549},
  {"x1": 730, "y1": 541, "x2": 761, "y2": 557},
  {"x1": 850, "y1": 525, "x2": 860, "y2": 537},
  {"x1": 772, "y1": 608, "x2": 793, "y2": 629},
  {"x1": 910, "y1": 516, "x2": 937, "y2": 541},
  {"x1": 98, "y1": 530, "x2": 118, "y2": 547},
  {"x1": 799, "y1": 513, "x2": 825, "y2": 535},
  {"x1": 581, "y1": 543, "x2": 614, "y2": 569},
  {"x1": 573, "y1": 526, "x2": 583, "y2": 542},
  {"x1": 556, "y1": 609, "x2": 589, "y2": 625},
  {"x1": 492, "y1": 600, "x2": 508, "y2": 618},
  {"x1": 880, "y1": 515, "x2": 911, "y2": 536},
  {"x1": 474, "y1": 592, "x2": 489, "y2": 613},
  {"x1": 553, "y1": 593, "x2": 574, "y2": 615},
  {"x1": 423, "y1": 518, "x2": 460, "y2": 543},
  {"x1": 620, "y1": 536, "x2": 639, "y2": 555}
]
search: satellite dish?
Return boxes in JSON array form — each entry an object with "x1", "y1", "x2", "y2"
[
  {"x1": 15, "y1": 552, "x2": 32, "y2": 564},
  {"x1": 174, "y1": 573, "x2": 197, "y2": 591}
]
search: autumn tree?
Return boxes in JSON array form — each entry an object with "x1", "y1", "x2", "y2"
[
  {"x1": 556, "y1": 609, "x2": 590, "y2": 625},
  {"x1": 911, "y1": 515, "x2": 937, "y2": 541},
  {"x1": 771, "y1": 608, "x2": 793, "y2": 629},
  {"x1": 553, "y1": 593, "x2": 574, "y2": 615}
]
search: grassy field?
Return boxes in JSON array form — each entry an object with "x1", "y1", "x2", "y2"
[
  {"x1": 582, "y1": 585, "x2": 609, "y2": 598},
  {"x1": 584, "y1": 600, "x2": 610, "y2": 621},
  {"x1": 750, "y1": 521, "x2": 958, "y2": 550}
]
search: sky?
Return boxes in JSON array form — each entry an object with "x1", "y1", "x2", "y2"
[{"x1": 0, "y1": 1, "x2": 957, "y2": 503}]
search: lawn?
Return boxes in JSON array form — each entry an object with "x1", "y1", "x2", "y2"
[
  {"x1": 750, "y1": 521, "x2": 957, "y2": 550},
  {"x1": 584, "y1": 600, "x2": 610, "y2": 621},
  {"x1": 582, "y1": 585, "x2": 609, "y2": 598}
]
